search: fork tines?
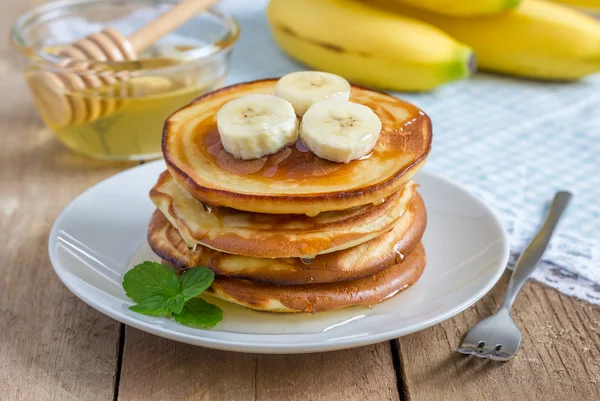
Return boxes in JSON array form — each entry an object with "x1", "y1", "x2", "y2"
[{"x1": 456, "y1": 342, "x2": 515, "y2": 361}]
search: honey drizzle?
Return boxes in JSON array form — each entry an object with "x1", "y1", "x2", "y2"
[
  {"x1": 196, "y1": 89, "x2": 423, "y2": 181},
  {"x1": 206, "y1": 141, "x2": 223, "y2": 157},
  {"x1": 295, "y1": 139, "x2": 310, "y2": 153},
  {"x1": 263, "y1": 165, "x2": 278, "y2": 177},
  {"x1": 393, "y1": 243, "x2": 405, "y2": 264},
  {"x1": 202, "y1": 126, "x2": 344, "y2": 179}
]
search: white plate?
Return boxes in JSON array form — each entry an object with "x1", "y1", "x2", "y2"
[{"x1": 49, "y1": 160, "x2": 509, "y2": 354}]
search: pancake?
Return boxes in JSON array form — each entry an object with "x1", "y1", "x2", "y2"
[
  {"x1": 203, "y1": 243, "x2": 426, "y2": 313},
  {"x1": 163, "y1": 79, "x2": 432, "y2": 215},
  {"x1": 148, "y1": 192, "x2": 426, "y2": 284},
  {"x1": 150, "y1": 170, "x2": 418, "y2": 258}
]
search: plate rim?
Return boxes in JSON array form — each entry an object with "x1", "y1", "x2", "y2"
[{"x1": 48, "y1": 160, "x2": 510, "y2": 354}]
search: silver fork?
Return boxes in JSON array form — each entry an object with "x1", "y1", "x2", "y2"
[{"x1": 456, "y1": 191, "x2": 572, "y2": 361}]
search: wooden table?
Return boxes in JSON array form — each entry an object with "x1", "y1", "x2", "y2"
[{"x1": 1, "y1": 2, "x2": 599, "y2": 400}]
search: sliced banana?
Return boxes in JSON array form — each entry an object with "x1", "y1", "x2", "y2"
[
  {"x1": 275, "y1": 71, "x2": 351, "y2": 116},
  {"x1": 217, "y1": 94, "x2": 299, "y2": 160},
  {"x1": 300, "y1": 100, "x2": 381, "y2": 163}
]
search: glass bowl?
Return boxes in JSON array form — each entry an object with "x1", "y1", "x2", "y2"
[{"x1": 11, "y1": 0, "x2": 239, "y2": 160}]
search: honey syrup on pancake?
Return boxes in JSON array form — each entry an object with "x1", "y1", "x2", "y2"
[
  {"x1": 195, "y1": 93, "x2": 423, "y2": 183},
  {"x1": 203, "y1": 125, "x2": 346, "y2": 180},
  {"x1": 393, "y1": 243, "x2": 405, "y2": 264}
]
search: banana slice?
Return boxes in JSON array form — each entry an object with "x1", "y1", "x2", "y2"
[
  {"x1": 275, "y1": 71, "x2": 351, "y2": 116},
  {"x1": 217, "y1": 94, "x2": 299, "y2": 160},
  {"x1": 300, "y1": 100, "x2": 381, "y2": 163}
]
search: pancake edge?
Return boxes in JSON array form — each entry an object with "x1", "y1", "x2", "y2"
[
  {"x1": 205, "y1": 242, "x2": 426, "y2": 313},
  {"x1": 150, "y1": 170, "x2": 419, "y2": 258},
  {"x1": 149, "y1": 192, "x2": 427, "y2": 285}
]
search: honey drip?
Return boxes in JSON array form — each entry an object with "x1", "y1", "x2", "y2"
[
  {"x1": 263, "y1": 165, "x2": 278, "y2": 177},
  {"x1": 393, "y1": 244, "x2": 405, "y2": 264},
  {"x1": 295, "y1": 139, "x2": 310, "y2": 153},
  {"x1": 301, "y1": 257, "x2": 315, "y2": 265},
  {"x1": 206, "y1": 141, "x2": 223, "y2": 157}
]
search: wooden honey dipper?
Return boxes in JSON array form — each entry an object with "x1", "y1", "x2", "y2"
[{"x1": 30, "y1": 0, "x2": 219, "y2": 126}]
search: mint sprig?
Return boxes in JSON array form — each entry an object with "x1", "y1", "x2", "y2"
[
  {"x1": 123, "y1": 262, "x2": 222, "y2": 328},
  {"x1": 173, "y1": 298, "x2": 223, "y2": 328},
  {"x1": 123, "y1": 262, "x2": 180, "y2": 303},
  {"x1": 180, "y1": 268, "x2": 215, "y2": 301},
  {"x1": 130, "y1": 293, "x2": 185, "y2": 316}
]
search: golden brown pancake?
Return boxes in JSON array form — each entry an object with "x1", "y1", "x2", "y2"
[
  {"x1": 148, "y1": 193, "x2": 426, "y2": 285},
  {"x1": 163, "y1": 79, "x2": 431, "y2": 215},
  {"x1": 204, "y1": 243, "x2": 426, "y2": 313},
  {"x1": 150, "y1": 170, "x2": 418, "y2": 258}
]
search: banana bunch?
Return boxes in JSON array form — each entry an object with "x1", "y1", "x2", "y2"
[
  {"x1": 388, "y1": 0, "x2": 521, "y2": 16},
  {"x1": 267, "y1": 0, "x2": 474, "y2": 91},
  {"x1": 369, "y1": 0, "x2": 600, "y2": 81},
  {"x1": 550, "y1": 0, "x2": 600, "y2": 12},
  {"x1": 267, "y1": 0, "x2": 600, "y2": 91}
]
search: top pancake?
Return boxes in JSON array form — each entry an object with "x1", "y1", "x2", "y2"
[{"x1": 163, "y1": 79, "x2": 432, "y2": 215}]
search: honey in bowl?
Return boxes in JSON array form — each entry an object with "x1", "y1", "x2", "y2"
[
  {"x1": 11, "y1": 0, "x2": 239, "y2": 160},
  {"x1": 26, "y1": 49, "x2": 224, "y2": 160}
]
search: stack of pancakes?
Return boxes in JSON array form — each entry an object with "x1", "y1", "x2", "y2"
[{"x1": 148, "y1": 79, "x2": 432, "y2": 313}]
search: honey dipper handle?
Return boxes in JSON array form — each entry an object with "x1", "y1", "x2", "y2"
[{"x1": 127, "y1": 0, "x2": 219, "y2": 53}]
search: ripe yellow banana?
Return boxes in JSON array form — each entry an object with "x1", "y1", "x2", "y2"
[
  {"x1": 267, "y1": 0, "x2": 474, "y2": 91},
  {"x1": 366, "y1": 0, "x2": 600, "y2": 80},
  {"x1": 388, "y1": 0, "x2": 521, "y2": 16},
  {"x1": 550, "y1": 0, "x2": 600, "y2": 12}
]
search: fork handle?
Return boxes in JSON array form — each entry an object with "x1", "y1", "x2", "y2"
[{"x1": 500, "y1": 191, "x2": 572, "y2": 311}]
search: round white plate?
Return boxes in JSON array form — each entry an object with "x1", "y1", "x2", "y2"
[{"x1": 49, "y1": 160, "x2": 509, "y2": 354}]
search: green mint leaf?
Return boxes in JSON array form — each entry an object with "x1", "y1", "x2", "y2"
[
  {"x1": 123, "y1": 262, "x2": 220, "y2": 327},
  {"x1": 166, "y1": 294, "x2": 185, "y2": 315},
  {"x1": 128, "y1": 293, "x2": 185, "y2": 316},
  {"x1": 129, "y1": 294, "x2": 185, "y2": 316},
  {"x1": 123, "y1": 261, "x2": 180, "y2": 303},
  {"x1": 129, "y1": 294, "x2": 173, "y2": 316},
  {"x1": 179, "y1": 267, "x2": 215, "y2": 301},
  {"x1": 173, "y1": 298, "x2": 223, "y2": 328}
]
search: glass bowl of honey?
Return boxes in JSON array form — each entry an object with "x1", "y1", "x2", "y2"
[{"x1": 11, "y1": 0, "x2": 239, "y2": 160}]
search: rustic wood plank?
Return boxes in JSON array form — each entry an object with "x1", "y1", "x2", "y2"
[
  {"x1": 0, "y1": 92, "x2": 127, "y2": 400},
  {"x1": 0, "y1": 104, "x2": 127, "y2": 400},
  {"x1": 254, "y1": 342, "x2": 399, "y2": 401},
  {"x1": 117, "y1": 327, "x2": 400, "y2": 401},
  {"x1": 117, "y1": 327, "x2": 256, "y2": 401},
  {"x1": 396, "y1": 271, "x2": 600, "y2": 401},
  {"x1": 0, "y1": 2, "x2": 132, "y2": 399}
]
